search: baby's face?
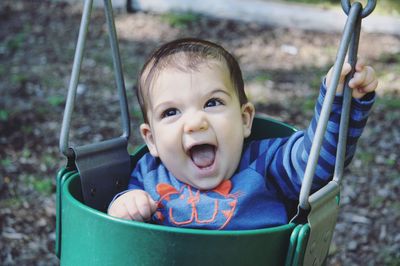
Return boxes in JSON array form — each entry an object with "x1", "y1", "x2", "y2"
[{"x1": 140, "y1": 60, "x2": 254, "y2": 190}]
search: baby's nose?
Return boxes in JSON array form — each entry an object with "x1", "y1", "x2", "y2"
[{"x1": 183, "y1": 112, "x2": 209, "y2": 133}]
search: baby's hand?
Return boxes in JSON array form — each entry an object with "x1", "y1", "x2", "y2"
[
  {"x1": 326, "y1": 61, "x2": 378, "y2": 99},
  {"x1": 108, "y1": 190, "x2": 157, "y2": 222}
]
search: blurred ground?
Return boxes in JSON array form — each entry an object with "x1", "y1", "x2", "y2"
[{"x1": 0, "y1": 1, "x2": 399, "y2": 265}]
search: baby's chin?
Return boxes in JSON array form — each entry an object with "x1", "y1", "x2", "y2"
[
  {"x1": 193, "y1": 183, "x2": 219, "y2": 191},
  {"x1": 176, "y1": 176, "x2": 224, "y2": 191}
]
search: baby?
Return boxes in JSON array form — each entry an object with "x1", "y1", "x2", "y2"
[{"x1": 108, "y1": 38, "x2": 377, "y2": 230}]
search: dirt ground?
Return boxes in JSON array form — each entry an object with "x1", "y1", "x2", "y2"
[{"x1": 0, "y1": 1, "x2": 399, "y2": 265}]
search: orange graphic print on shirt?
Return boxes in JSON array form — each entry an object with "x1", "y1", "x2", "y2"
[{"x1": 154, "y1": 180, "x2": 242, "y2": 230}]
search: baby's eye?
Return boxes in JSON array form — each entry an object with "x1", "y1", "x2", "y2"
[
  {"x1": 205, "y1": 98, "x2": 224, "y2": 108},
  {"x1": 161, "y1": 108, "x2": 180, "y2": 118}
]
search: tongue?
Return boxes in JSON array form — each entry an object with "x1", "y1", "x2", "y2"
[{"x1": 190, "y1": 145, "x2": 215, "y2": 168}]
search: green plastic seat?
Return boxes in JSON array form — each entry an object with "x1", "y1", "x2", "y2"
[{"x1": 56, "y1": 117, "x2": 311, "y2": 266}]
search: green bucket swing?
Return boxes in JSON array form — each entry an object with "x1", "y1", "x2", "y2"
[{"x1": 56, "y1": 0, "x2": 376, "y2": 265}]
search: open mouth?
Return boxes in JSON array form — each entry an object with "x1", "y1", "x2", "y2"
[{"x1": 189, "y1": 144, "x2": 216, "y2": 169}]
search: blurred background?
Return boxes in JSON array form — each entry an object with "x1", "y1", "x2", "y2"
[{"x1": 0, "y1": 0, "x2": 399, "y2": 265}]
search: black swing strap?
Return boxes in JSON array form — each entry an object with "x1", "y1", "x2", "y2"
[{"x1": 59, "y1": 0, "x2": 131, "y2": 212}]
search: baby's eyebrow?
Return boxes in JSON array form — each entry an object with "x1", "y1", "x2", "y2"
[
  {"x1": 153, "y1": 101, "x2": 176, "y2": 113},
  {"x1": 207, "y1": 88, "x2": 232, "y2": 98}
]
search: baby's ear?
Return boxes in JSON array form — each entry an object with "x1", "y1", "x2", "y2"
[
  {"x1": 241, "y1": 102, "x2": 255, "y2": 138},
  {"x1": 140, "y1": 123, "x2": 159, "y2": 157}
]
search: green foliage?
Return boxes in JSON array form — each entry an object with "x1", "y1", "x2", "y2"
[
  {"x1": 385, "y1": 157, "x2": 396, "y2": 167},
  {"x1": 393, "y1": 201, "x2": 400, "y2": 212},
  {"x1": 379, "y1": 248, "x2": 400, "y2": 266},
  {"x1": 358, "y1": 151, "x2": 374, "y2": 164},
  {"x1": 162, "y1": 12, "x2": 201, "y2": 28},
  {"x1": 1, "y1": 158, "x2": 12, "y2": 168},
  {"x1": 42, "y1": 74, "x2": 64, "y2": 89},
  {"x1": 302, "y1": 97, "x2": 316, "y2": 111},
  {"x1": 131, "y1": 108, "x2": 143, "y2": 120},
  {"x1": 0, "y1": 197, "x2": 23, "y2": 208},
  {"x1": 11, "y1": 73, "x2": 28, "y2": 86},
  {"x1": 386, "y1": 171, "x2": 399, "y2": 181},
  {"x1": 379, "y1": 52, "x2": 400, "y2": 64},
  {"x1": 23, "y1": 175, "x2": 54, "y2": 196},
  {"x1": 0, "y1": 65, "x2": 6, "y2": 76},
  {"x1": 302, "y1": 90, "x2": 319, "y2": 112},
  {"x1": 36, "y1": 106, "x2": 50, "y2": 116},
  {"x1": 377, "y1": 97, "x2": 400, "y2": 109},
  {"x1": 22, "y1": 148, "x2": 32, "y2": 159},
  {"x1": 370, "y1": 195, "x2": 385, "y2": 208},
  {"x1": 42, "y1": 154, "x2": 57, "y2": 167},
  {"x1": 253, "y1": 73, "x2": 272, "y2": 84},
  {"x1": 32, "y1": 179, "x2": 53, "y2": 196},
  {"x1": 374, "y1": 0, "x2": 400, "y2": 16},
  {"x1": 47, "y1": 95, "x2": 65, "y2": 107},
  {"x1": 21, "y1": 124, "x2": 32, "y2": 134},
  {"x1": 0, "y1": 109, "x2": 9, "y2": 121},
  {"x1": 5, "y1": 31, "x2": 26, "y2": 52}
]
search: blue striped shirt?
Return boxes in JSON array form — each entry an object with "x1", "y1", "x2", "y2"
[{"x1": 126, "y1": 82, "x2": 375, "y2": 229}]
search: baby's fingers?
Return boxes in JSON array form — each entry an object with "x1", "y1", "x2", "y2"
[
  {"x1": 120, "y1": 196, "x2": 143, "y2": 221},
  {"x1": 349, "y1": 71, "x2": 366, "y2": 89},
  {"x1": 326, "y1": 62, "x2": 351, "y2": 91},
  {"x1": 355, "y1": 59, "x2": 366, "y2": 72},
  {"x1": 135, "y1": 193, "x2": 157, "y2": 222},
  {"x1": 108, "y1": 200, "x2": 133, "y2": 220},
  {"x1": 335, "y1": 62, "x2": 352, "y2": 82},
  {"x1": 107, "y1": 190, "x2": 156, "y2": 222},
  {"x1": 352, "y1": 79, "x2": 378, "y2": 99},
  {"x1": 341, "y1": 62, "x2": 352, "y2": 76},
  {"x1": 349, "y1": 66, "x2": 375, "y2": 89}
]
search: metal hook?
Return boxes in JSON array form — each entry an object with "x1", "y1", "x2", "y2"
[{"x1": 341, "y1": 0, "x2": 376, "y2": 18}]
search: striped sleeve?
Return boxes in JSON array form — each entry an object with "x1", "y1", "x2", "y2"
[{"x1": 266, "y1": 80, "x2": 375, "y2": 200}]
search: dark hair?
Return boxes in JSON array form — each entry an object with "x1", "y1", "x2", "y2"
[{"x1": 136, "y1": 38, "x2": 247, "y2": 123}]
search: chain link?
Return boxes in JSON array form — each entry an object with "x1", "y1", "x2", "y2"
[{"x1": 341, "y1": 0, "x2": 376, "y2": 18}]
